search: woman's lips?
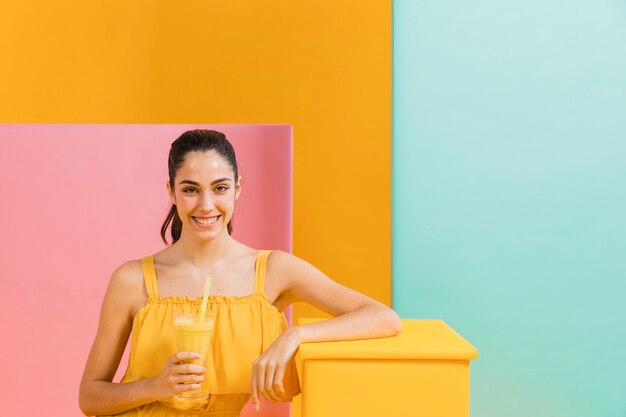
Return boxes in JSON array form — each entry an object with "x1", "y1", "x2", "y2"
[{"x1": 192, "y1": 215, "x2": 220, "y2": 227}]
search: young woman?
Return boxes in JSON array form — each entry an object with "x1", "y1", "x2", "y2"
[{"x1": 79, "y1": 129, "x2": 402, "y2": 417}]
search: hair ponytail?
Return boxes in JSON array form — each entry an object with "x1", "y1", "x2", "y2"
[{"x1": 160, "y1": 204, "x2": 183, "y2": 245}]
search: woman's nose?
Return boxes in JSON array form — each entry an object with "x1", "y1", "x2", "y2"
[{"x1": 200, "y1": 192, "x2": 215, "y2": 210}]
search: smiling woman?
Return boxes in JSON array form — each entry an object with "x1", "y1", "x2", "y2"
[{"x1": 78, "y1": 129, "x2": 402, "y2": 417}]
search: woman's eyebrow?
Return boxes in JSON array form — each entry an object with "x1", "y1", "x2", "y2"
[{"x1": 178, "y1": 178, "x2": 232, "y2": 186}]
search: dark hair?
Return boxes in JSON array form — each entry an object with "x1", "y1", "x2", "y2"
[{"x1": 160, "y1": 129, "x2": 239, "y2": 245}]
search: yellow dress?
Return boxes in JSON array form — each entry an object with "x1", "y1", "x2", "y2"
[{"x1": 113, "y1": 250, "x2": 300, "y2": 417}]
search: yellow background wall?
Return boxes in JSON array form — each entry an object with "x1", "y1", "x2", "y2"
[{"x1": 0, "y1": 1, "x2": 391, "y2": 319}]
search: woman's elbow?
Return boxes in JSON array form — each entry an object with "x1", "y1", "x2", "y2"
[
  {"x1": 387, "y1": 309, "x2": 403, "y2": 335},
  {"x1": 78, "y1": 401, "x2": 92, "y2": 416},
  {"x1": 78, "y1": 399, "x2": 92, "y2": 416},
  {"x1": 78, "y1": 386, "x2": 95, "y2": 416},
  {"x1": 370, "y1": 301, "x2": 402, "y2": 336}
]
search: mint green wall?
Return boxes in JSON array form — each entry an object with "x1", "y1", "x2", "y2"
[{"x1": 392, "y1": 1, "x2": 626, "y2": 416}]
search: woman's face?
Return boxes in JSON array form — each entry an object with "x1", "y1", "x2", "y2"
[{"x1": 167, "y1": 150, "x2": 241, "y2": 241}]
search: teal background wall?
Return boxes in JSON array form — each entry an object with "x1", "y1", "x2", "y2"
[{"x1": 392, "y1": 1, "x2": 626, "y2": 416}]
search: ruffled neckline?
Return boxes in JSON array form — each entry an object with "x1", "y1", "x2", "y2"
[
  {"x1": 145, "y1": 291, "x2": 271, "y2": 305},
  {"x1": 137, "y1": 292, "x2": 284, "y2": 318}
]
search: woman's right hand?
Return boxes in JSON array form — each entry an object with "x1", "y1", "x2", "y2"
[{"x1": 148, "y1": 352, "x2": 207, "y2": 400}]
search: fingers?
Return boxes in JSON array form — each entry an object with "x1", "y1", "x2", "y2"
[
  {"x1": 170, "y1": 351, "x2": 201, "y2": 364},
  {"x1": 263, "y1": 364, "x2": 281, "y2": 402},
  {"x1": 166, "y1": 352, "x2": 207, "y2": 396},
  {"x1": 170, "y1": 373, "x2": 205, "y2": 385},
  {"x1": 254, "y1": 359, "x2": 268, "y2": 403},
  {"x1": 148, "y1": 349, "x2": 213, "y2": 402},
  {"x1": 168, "y1": 352, "x2": 206, "y2": 376},
  {"x1": 273, "y1": 365, "x2": 287, "y2": 399},
  {"x1": 174, "y1": 382, "x2": 203, "y2": 393},
  {"x1": 251, "y1": 361, "x2": 260, "y2": 412},
  {"x1": 253, "y1": 359, "x2": 283, "y2": 404},
  {"x1": 175, "y1": 363, "x2": 207, "y2": 374}
]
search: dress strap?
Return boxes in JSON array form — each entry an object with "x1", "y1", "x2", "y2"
[
  {"x1": 254, "y1": 250, "x2": 272, "y2": 295},
  {"x1": 140, "y1": 256, "x2": 159, "y2": 298}
]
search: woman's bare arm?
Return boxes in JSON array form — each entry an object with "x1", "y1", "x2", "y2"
[
  {"x1": 251, "y1": 250, "x2": 402, "y2": 409},
  {"x1": 78, "y1": 261, "x2": 205, "y2": 416}
]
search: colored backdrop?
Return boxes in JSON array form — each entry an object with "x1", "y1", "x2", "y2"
[
  {"x1": 0, "y1": 2, "x2": 392, "y2": 415},
  {"x1": 393, "y1": 1, "x2": 626, "y2": 416}
]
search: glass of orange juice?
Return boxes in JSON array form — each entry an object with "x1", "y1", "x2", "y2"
[{"x1": 173, "y1": 311, "x2": 215, "y2": 402}]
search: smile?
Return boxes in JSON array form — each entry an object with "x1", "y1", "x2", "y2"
[{"x1": 192, "y1": 215, "x2": 220, "y2": 227}]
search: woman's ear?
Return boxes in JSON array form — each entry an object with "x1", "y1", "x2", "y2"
[
  {"x1": 166, "y1": 180, "x2": 176, "y2": 205},
  {"x1": 235, "y1": 177, "x2": 243, "y2": 200}
]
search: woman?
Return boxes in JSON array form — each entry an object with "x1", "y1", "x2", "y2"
[{"x1": 79, "y1": 129, "x2": 402, "y2": 417}]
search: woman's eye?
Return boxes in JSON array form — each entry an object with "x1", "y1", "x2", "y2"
[
  {"x1": 183, "y1": 188, "x2": 197, "y2": 193},
  {"x1": 216, "y1": 186, "x2": 229, "y2": 192}
]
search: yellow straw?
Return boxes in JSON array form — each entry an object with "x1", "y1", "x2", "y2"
[{"x1": 200, "y1": 276, "x2": 212, "y2": 320}]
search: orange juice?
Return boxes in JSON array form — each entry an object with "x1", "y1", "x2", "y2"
[{"x1": 173, "y1": 312, "x2": 214, "y2": 402}]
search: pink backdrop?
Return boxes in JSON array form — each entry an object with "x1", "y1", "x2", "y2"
[{"x1": 0, "y1": 125, "x2": 292, "y2": 417}]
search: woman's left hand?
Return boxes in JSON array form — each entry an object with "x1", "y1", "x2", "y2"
[{"x1": 251, "y1": 327, "x2": 301, "y2": 410}]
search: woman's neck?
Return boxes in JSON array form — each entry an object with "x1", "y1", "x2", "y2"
[{"x1": 171, "y1": 231, "x2": 240, "y2": 267}]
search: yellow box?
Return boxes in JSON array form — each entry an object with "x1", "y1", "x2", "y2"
[{"x1": 293, "y1": 319, "x2": 478, "y2": 417}]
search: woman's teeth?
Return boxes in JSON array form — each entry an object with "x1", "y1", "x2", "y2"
[{"x1": 193, "y1": 216, "x2": 219, "y2": 225}]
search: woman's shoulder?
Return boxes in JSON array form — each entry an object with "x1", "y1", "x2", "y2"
[
  {"x1": 110, "y1": 258, "x2": 144, "y2": 286},
  {"x1": 264, "y1": 250, "x2": 333, "y2": 309},
  {"x1": 266, "y1": 249, "x2": 314, "y2": 271},
  {"x1": 105, "y1": 257, "x2": 149, "y2": 314},
  {"x1": 265, "y1": 250, "x2": 320, "y2": 286}
]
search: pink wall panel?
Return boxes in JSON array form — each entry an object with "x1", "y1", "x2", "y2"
[{"x1": 0, "y1": 125, "x2": 292, "y2": 417}]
